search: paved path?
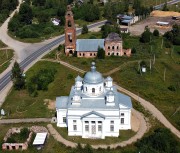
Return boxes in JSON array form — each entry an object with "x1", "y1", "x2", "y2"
[
  {"x1": 43, "y1": 59, "x2": 180, "y2": 139},
  {"x1": 0, "y1": 118, "x2": 51, "y2": 124},
  {"x1": 47, "y1": 109, "x2": 147, "y2": 149}
]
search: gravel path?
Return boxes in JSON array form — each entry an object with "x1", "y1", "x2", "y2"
[
  {"x1": 0, "y1": 118, "x2": 51, "y2": 124},
  {"x1": 47, "y1": 109, "x2": 147, "y2": 149}
]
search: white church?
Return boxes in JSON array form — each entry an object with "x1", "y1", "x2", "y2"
[{"x1": 56, "y1": 62, "x2": 132, "y2": 139}]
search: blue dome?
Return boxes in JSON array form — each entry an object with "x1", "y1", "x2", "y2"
[{"x1": 83, "y1": 62, "x2": 103, "y2": 84}]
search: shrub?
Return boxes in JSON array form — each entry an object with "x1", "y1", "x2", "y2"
[
  {"x1": 43, "y1": 27, "x2": 54, "y2": 34},
  {"x1": 26, "y1": 68, "x2": 57, "y2": 95},
  {"x1": 131, "y1": 47, "x2": 136, "y2": 54},
  {"x1": 82, "y1": 25, "x2": 88, "y2": 34},
  {"x1": 67, "y1": 74, "x2": 74, "y2": 79},
  {"x1": 97, "y1": 47, "x2": 105, "y2": 59},
  {"x1": 140, "y1": 28, "x2": 152, "y2": 43},
  {"x1": 153, "y1": 29, "x2": 159, "y2": 37},
  {"x1": 168, "y1": 85, "x2": 176, "y2": 92},
  {"x1": 164, "y1": 41, "x2": 172, "y2": 48}
]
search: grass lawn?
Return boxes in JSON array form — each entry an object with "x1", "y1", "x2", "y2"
[
  {"x1": 54, "y1": 124, "x2": 136, "y2": 145},
  {"x1": 0, "y1": 40, "x2": 7, "y2": 48},
  {"x1": 0, "y1": 49, "x2": 14, "y2": 74},
  {"x1": 1, "y1": 61, "x2": 79, "y2": 118},
  {"x1": 112, "y1": 47, "x2": 180, "y2": 130}
]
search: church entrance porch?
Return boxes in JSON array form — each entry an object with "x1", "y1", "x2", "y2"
[{"x1": 82, "y1": 120, "x2": 104, "y2": 139}]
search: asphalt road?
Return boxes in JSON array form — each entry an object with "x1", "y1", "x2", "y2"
[
  {"x1": 154, "y1": 0, "x2": 180, "y2": 9},
  {"x1": 0, "y1": 20, "x2": 107, "y2": 92}
]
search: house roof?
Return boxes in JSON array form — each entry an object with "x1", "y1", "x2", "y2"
[
  {"x1": 121, "y1": 20, "x2": 131, "y2": 24},
  {"x1": 33, "y1": 133, "x2": 47, "y2": 145},
  {"x1": 122, "y1": 15, "x2": 133, "y2": 20},
  {"x1": 76, "y1": 39, "x2": 104, "y2": 52}
]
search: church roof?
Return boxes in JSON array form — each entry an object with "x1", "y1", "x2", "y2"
[
  {"x1": 75, "y1": 75, "x2": 83, "y2": 81},
  {"x1": 83, "y1": 62, "x2": 104, "y2": 84},
  {"x1": 56, "y1": 96, "x2": 68, "y2": 109},
  {"x1": 76, "y1": 39, "x2": 104, "y2": 52},
  {"x1": 81, "y1": 111, "x2": 105, "y2": 119},
  {"x1": 106, "y1": 90, "x2": 115, "y2": 96},
  {"x1": 105, "y1": 32, "x2": 122, "y2": 41}
]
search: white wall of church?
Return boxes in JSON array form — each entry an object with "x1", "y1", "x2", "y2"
[
  {"x1": 57, "y1": 109, "x2": 67, "y2": 127},
  {"x1": 83, "y1": 83, "x2": 104, "y2": 96}
]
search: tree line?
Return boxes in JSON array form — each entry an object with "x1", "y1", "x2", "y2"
[{"x1": 0, "y1": 0, "x2": 18, "y2": 23}]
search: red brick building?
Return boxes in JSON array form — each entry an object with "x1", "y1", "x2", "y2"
[{"x1": 65, "y1": 5, "x2": 76, "y2": 56}]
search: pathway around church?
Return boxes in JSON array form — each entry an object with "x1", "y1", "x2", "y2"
[
  {"x1": 47, "y1": 109, "x2": 147, "y2": 149},
  {"x1": 41, "y1": 58, "x2": 180, "y2": 139}
]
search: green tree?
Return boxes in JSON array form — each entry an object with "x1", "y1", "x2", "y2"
[
  {"x1": 82, "y1": 24, "x2": 88, "y2": 34},
  {"x1": 153, "y1": 29, "x2": 159, "y2": 37},
  {"x1": 97, "y1": 47, "x2": 105, "y2": 59},
  {"x1": 11, "y1": 61, "x2": 25, "y2": 90},
  {"x1": 19, "y1": 3, "x2": 33, "y2": 24},
  {"x1": 140, "y1": 28, "x2": 152, "y2": 43},
  {"x1": 162, "y1": 2, "x2": 169, "y2": 11}
]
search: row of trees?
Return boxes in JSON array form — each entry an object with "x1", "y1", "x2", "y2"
[
  {"x1": 73, "y1": 4, "x2": 100, "y2": 22},
  {"x1": 0, "y1": 0, "x2": 18, "y2": 23}
]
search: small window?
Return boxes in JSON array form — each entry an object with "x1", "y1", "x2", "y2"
[
  {"x1": 73, "y1": 125, "x2": 77, "y2": 131},
  {"x1": 85, "y1": 121, "x2": 89, "y2": 123},
  {"x1": 83, "y1": 53, "x2": 85, "y2": 56},
  {"x1": 112, "y1": 46, "x2": 114, "y2": 50},
  {"x1": 117, "y1": 53, "x2": 119, "y2": 55},
  {"x1": 86, "y1": 87, "x2": 87, "y2": 91},
  {"x1": 63, "y1": 117, "x2": 66, "y2": 123},
  {"x1": 90, "y1": 53, "x2": 92, "y2": 56},
  {"x1": 110, "y1": 125, "x2": 114, "y2": 132},
  {"x1": 110, "y1": 120, "x2": 114, "y2": 124},
  {"x1": 98, "y1": 121, "x2": 102, "y2": 124},
  {"x1": 79, "y1": 53, "x2": 81, "y2": 56},
  {"x1": 121, "y1": 118, "x2": 124, "y2": 124},
  {"x1": 108, "y1": 46, "x2": 110, "y2": 49},
  {"x1": 68, "y1": 20, "x2": 71, "y2": 27},
  {"x1": 117, "y1": 46, "x2": 119, "y2": 49},
  {"x1": 99, "y1": 87, "x2": 101, "y2": 91},
  {"x1": 73, "y1": 120, "x2": 76, "y2": 123},
  {"x1": 121, "y1": 113, "x2": 124, "y2": 116},
  {"x1": 91, "y1": 121, "x2": 95, "y2": 123},
  {"x1": 85, "y1": 125, "x2": 89, "y2": 132},
  {"x1": 98, "y1": 125, "x2": 102, "y2": 132},
  {"x1": 108, "y1": 53, "x2": 110, "y2": 55},
  {"x1": 94, "y1": 53, "x2": 96, "y2": 56}
]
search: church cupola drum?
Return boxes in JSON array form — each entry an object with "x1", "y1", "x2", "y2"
[{"x1": 65, "y1": 5, "x2": 76, "y2": 56}]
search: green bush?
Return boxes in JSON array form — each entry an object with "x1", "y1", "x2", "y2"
[
  {"x1": 43, "y1": 27, "x2": 54, "y2": 34},
  {"x1": 26, "y1": 68, "x2": 57, "y2": 96},
  {"x1": 153, "y1": 29, "x2": 159, "y2": 37}
]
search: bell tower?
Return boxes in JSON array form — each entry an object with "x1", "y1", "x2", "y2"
[{"x1": 65, "y1": 5, "x2": 76, "y2": 56}]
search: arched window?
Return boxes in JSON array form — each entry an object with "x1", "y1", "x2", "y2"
[
  {"x1": 86, "y1": 87, "x2": 87, "y2": 91},
  {"x1": 112, "y1": 46, "x2": 114, "y2": 50},
  {"x1": 68, "y1": 20, "x2": 71, "y2": 27},
  {"x1": 92, "y1": 88, "x2": 95, "y2": 93},
  {"x1": 79, "y1": 53, "x2": 81, "y2": 56},
  {"x1": 117, "y1": 53, "x2": 119, "y2": 56},
  {"x1": 108, "y1": 46, "x2": 110, "y2": 49},
  {"x1": 108, "y1": 53, "x2": 110, "y2": 55},
  {"x1": 117, "y1": 46, "x2": 119, "y2": 49}
]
